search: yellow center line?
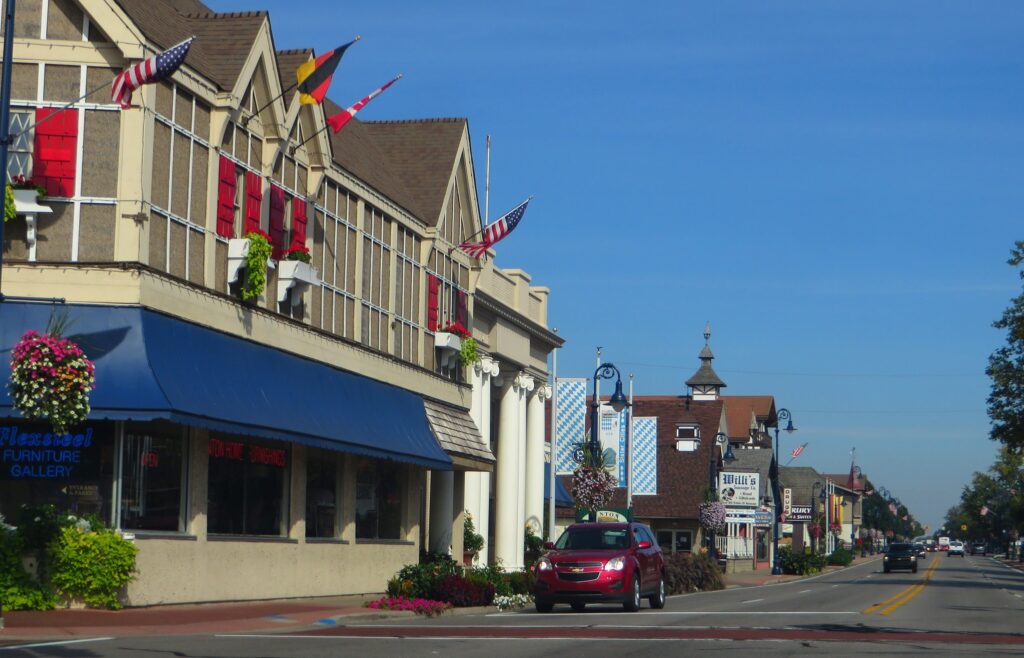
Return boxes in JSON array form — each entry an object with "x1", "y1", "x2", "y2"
[{"x1": 862, "y1": 554, "x2": 942, "y2": 615}]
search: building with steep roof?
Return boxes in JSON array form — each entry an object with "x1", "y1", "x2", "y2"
[{"x1": 0, "y1": 0, "x2": 560, "y2": 604}]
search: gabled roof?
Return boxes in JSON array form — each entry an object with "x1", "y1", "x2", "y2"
[
  {"x1": 361, "y1": 119, "x2": 468, "y2": 226},
  {"x1": 723, "y1": 395, "x2": 775, "y2": 444},
  {"x1": 113, "y1": 0, "x2": 267, "y2": 90},
  {"x1": 602, "y1": 397, "x2": 725, "y2": 519},
  {"x1": 276, "y1": 49, "x2": 312, "y2": 107},
  {"x1": 779, "y1": 466, "x2": 826, "y2": 508}
]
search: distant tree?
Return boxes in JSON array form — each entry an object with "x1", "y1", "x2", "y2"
[{"x1": 987, "y1": 240, "x2": 1024, "y2": 451}]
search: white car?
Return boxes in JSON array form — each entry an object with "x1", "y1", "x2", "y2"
[{"x1": 948, "y1": 541, "x2": 965, "y2": 557}]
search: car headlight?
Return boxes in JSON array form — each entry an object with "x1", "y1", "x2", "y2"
[
  {"x1": 604, "y1": 556, "x2": 626, "y2": 571},
  {"x1": 536, "y1": 557, "x2": 553, "y2": 571},
  {"x1": 883, "y1": 556, "x2": 889, "y2": 561},
  {"x1": 910, "y1": 556, "x2": 916, "y2": 560}
]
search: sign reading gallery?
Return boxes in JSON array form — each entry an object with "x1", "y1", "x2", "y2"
[{"x1": 0, "y1": 426, "x2": 95, "y2": 479}]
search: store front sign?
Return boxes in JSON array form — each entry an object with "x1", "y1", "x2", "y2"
[
  {"x1": 0, "y1": 426, "x2": 95, "y2": 479},
  {"x1": 788, "y1": 505, "x2": 813, "y2": 522},
  {"x1": 718, "y1": 472, "x2": 760, "y2": 506}
]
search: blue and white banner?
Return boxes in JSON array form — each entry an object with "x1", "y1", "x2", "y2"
[
  {"x1": 631, "y1": 416, "x2": 658, "y2": 495},
  {"x1": 554, "y1": 378, "x2": 587, "y2": 475},
  {"x1": 598, "y1": 404, "x2": 628, "y2": 487}
]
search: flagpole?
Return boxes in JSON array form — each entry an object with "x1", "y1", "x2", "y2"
[
  {"x1": 484, "y1": 134, "x2": 491, "y2": 224},
  {"x1": 290, "y1": 120, "x2": 331, "y2": 155},
  {"x1": 0, "y1": 0, "x2": 16, "y2": 299},
  {"x1": 547, "y1": 328, "x2": 558, "y2": 541}
]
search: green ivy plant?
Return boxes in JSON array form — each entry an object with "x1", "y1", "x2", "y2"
[
  {"x1": 242, "y1": 230, "x2": 273, "y2": 301},
  {"x1": 459, "y1": 336, "x2": 480, "y2": 367},
  {"x1": 4, "y1": 184, "x2": 15, "y2": 222},
  {"x1": 48, "y1": 526, "x2": 138, "y2": 609},
  {"x1": 464, "y1": 512, "x2": 485, "y2": 555}
]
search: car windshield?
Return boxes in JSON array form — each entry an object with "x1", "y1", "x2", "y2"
[
  {"x1": 555, "y1": 527, "x2": 631, "y2": 551},
  {"x1": 889, "y1": 543, "x2": 914, "y2": 553}
]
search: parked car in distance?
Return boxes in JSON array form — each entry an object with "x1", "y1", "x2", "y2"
[
  {"x1": 883, "y1": 542, "x2": 919, "y2": 573},
  {"x1": 948, "y1": 540, "x2": 965, "y2": 557},
  {"x1": 534, "y1": 522, "x2": 666, "y2": 613},
  {"x1": 914, "y1": 543, "x2": 927, "y2": 559},
  {"x1": 970, "y1": 541, "x2": 987, "y2": 556}
]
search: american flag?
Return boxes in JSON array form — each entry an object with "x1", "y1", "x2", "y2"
[
  {"x1": 790, "y1": 442, "x2": 807, "y2": 460},
  {"x1": 457, "y1": 197, "x2": 531, "y2": 259},
  {"x1": 112, "y1": 38, "x2": 194, "y2": 108}
]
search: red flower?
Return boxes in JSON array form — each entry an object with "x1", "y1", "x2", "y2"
[{"x1": 439, "y1": 321, "x2": 471, "y2": 339}]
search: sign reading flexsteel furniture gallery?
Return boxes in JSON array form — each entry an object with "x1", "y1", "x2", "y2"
[
  {"x1": 717, "y1": 472, "x2": 760, "y2": 507},
  {"x1": 0, "y1": 425, "x2": 98, "y2": 479}
]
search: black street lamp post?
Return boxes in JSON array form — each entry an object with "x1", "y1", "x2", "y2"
[
  {"x1": 772, "y1": 408, "x2": 796, "y2": 575},
  {"x1": 587, "y1": 363, "x2": 628, "y2": 522},
  {"x1": 708, "y1": 431, "x2": 735, "y2": 560}
]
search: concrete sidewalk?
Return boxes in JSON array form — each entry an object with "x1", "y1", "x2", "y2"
[
  {"x1": 0, "y1": 594, "x2": 415, "y2": 641},
  {"x1": 723, "y1": 554, "x2": 881, "y2": 588}
]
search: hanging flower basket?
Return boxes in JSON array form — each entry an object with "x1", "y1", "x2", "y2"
[
  {"x1": 571, "y1": 466, "x2": 617, "y2": 512},
  {"x1": 9, "y1": 330, "x2": 95, "y2": 433},
  {"x1": 699, "y1": 501, "x2": 726, "y2": 532}
]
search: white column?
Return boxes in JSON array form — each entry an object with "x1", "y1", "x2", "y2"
[
  {"x1": 465, "y1": 356, "x2": 498, "y2": 566},
  {"x1": 515, "y1": 374, "x2": 534, "y2": 567},
  {"x1": 495, "y1": 372, "x2": 523, "y2": 570},
  {"x1": 464, "y1": 361, "x2": 485, "y2": 540},
  {"x1": 525, "y1": 384, "x2": 551, "y2": 536},
  {"x1": 428, "y1": 470, "x2": 454, "y2": 554}
]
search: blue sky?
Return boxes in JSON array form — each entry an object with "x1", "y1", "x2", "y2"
[{"x1": 214, "y1": 0, "x2": 1023, "y2": 530}]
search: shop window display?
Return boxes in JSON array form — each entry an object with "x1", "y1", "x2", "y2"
[
  {"x1": 119, "y1": 422, "x2": 187, "y2": 532},
  {"x1": 0, "y1": 421, "x2": 116, "y2": 523},
  {"x1": 305, "y1": 447, "x2": 338, "y2": 538},
  {"x1": 355, "y1": 459, "x2": 402, "y2": 540},
  {"x1": 207, "y1": 436, "x2": 289, "y2": 536}
]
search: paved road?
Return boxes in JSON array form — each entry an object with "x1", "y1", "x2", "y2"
[{"x1": 3, "y1": 554, "x2": 1023, "y2": 656}]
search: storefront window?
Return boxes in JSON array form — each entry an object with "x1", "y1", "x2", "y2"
[
  {"x1": 0, "y1": 422, "x2": 116, "y2": 523},
  {"x1": 656, "y1": 529, "x2": 693, "y2": 554},
  {"x1": 306, "y1": 448, "x2": 338, "y2": 538},
  {"x1": 355, "y1": 459, "x2": 402, "y2": 540},
  {"x1": 120, "y1": 422, "x2": 187, "y2": 532},
  {"x1": 207, "y1": 436, "x2": 289, "y2": 536}
]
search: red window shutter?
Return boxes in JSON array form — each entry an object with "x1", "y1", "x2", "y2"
[
  {"x1": 427, "y1": 275, "x2": 440, "y2": 331},
  {"x1": 456, "y1": 289, "x2": 468, "y2": 328},
  {"x1": 291, "y1": 198, "x2": 307, "y2": 251},
  {"x1": 216, "y1": 156, "x2": 237, "y2": 238},
  {"x1": 33, "y1": 108, "x2": 78, "y2": 197},
  {"x1": 244, "y1": 171, "x2": 262, "y2": 235},
  {"x1": 268, "y1": 185, "x2": 287, "y2": 259}
]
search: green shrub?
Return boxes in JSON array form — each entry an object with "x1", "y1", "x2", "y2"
[
  {"x1": 48, "y1": 527, "x2": 138, "y2": 609},
  {"x1": 463, "y1": 514, "x2": 485, "y2": 555},
  {"x1": 663, "y1": 552, "x2": 724, "y2": 594},
  {"x1": 393, "y1": 553, "x2": 462, "y2": 599},
  {"x1": 0, "y1": 526, "x2": 54, "y2": 611},
  {"x1": 779, "y1": 546, "x2": 827, "y2": 575},
  {"x1": 828, "y1": 547, "x2": 854, "y2": 566}
]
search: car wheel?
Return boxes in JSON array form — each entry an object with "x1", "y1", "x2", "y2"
[
  {"x1": 912, "y1": 566, "x2": 918, "y2": 573},
  {"x1": 570, "y1": 602, "x2": 586, "y2": 612},
  {"x1": 535, "y1": 599, "x2": 553, "y2": 613},
  {"x1": 884, "y1": 567, "x2": 890, "y2": 573},
  {"x1": 649, "y1": 574, "x2": 666, "y2": 609},
  {"x1": 623, "y1": 575, "x2": 641, "y2": 612}
]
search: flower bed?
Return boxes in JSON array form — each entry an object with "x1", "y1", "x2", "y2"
[{"x1": 366, "y1": 596, "x2": 451, "y2": 617}]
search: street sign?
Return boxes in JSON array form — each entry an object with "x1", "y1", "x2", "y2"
[
  {"x1": 755, "y1": 511, "x2": 773, "y2": 527},
  {"x1": 571, "y1": 446, "x2": 585, "y2": 464}
]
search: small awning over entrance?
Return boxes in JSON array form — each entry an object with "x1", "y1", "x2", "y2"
[
  {"x1": 0, "y1": 302, "x2": 452, "y2": 470},
  {"x1": 423, "y1": 399, "x2": 493, "y2": 471}
]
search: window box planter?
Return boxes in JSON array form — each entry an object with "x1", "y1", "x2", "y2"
[
  {"x1": 434, "y1": 331, "x2": 462, "y2": 369},
  {"x1": 276, "y1": 259, "x2": 320, "y2": 304},
  {"x1": 227, "y1": 237, "x2": 275, "y2": 287},
  {"x1": 11, "y1": 188, "x2": 51, "y2": 260}
]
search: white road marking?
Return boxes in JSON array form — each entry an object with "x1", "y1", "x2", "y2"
[
  {"x1": 742, "y1": 598, "x2": 764, "y2": 604},
  {"x1": 485, "y1": 611, "x2": 857, "y2": 618},
  {"x1": 0, "y1": 638, "x2": 114, "y2": 652},
  {"x1": 798, "y1": 589, "x2": 812, "y2": 594}
]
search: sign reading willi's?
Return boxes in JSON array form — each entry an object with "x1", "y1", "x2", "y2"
[{"x1": 717, "y1": 472, "x2": 760, "y2": 507}]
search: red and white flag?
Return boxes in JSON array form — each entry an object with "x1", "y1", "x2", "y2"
[
  {"x1": 790, "y1": 442, "x2": 807, "y2": 460},
  {"x1": 458, "y1": 198, "x2": 532, "y2": 258},
  {"x1": 111, "y1": 38, "x2": 193, "y2": 108},
  {"x1": 980, "y1": 505, "x2": 989, "y2": 516},
  {"x1": 326, "y1": 74, "x2": 402, "y2": 134}
]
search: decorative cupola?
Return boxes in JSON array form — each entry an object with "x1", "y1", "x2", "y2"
[{"x1": 686, "y1": 321, "x2": 727, "y2": 401}]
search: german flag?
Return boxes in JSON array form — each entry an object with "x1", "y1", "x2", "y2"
[{"x1": 297, "y1": 37, "x2": 359, "y2": 105}]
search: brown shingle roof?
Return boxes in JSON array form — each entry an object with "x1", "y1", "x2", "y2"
[
  {"x1": 361, "y1": 119, "x2": 468, "y2": 225},
  {"x1": 722, "y1": 395, "x2": 775, "y2": 446},
  {"x1": 113, "y1": 1, "x2": 266, "y2": 91},
  {"x1": 276, "y1": 49, "x2": 312, "y2": 106},
  {"x1": 604, "y1": 397, "x2": 725, "y2": 520}
]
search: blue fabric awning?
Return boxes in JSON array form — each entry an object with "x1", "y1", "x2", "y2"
[
  {"x1": 545, "y1": 462, "x2": 574, "y2": 507},
  {"x1": 0, "y1": 302, "x2": 451, "y2": 470}
]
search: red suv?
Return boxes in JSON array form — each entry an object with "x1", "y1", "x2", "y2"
[{"x1": 533, "y1": 522, "x2": 666, "y2": 613}]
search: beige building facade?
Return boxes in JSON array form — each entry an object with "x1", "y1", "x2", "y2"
[{"x1": 0, "y1": 0, "x2": 559, "y2": 605}]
